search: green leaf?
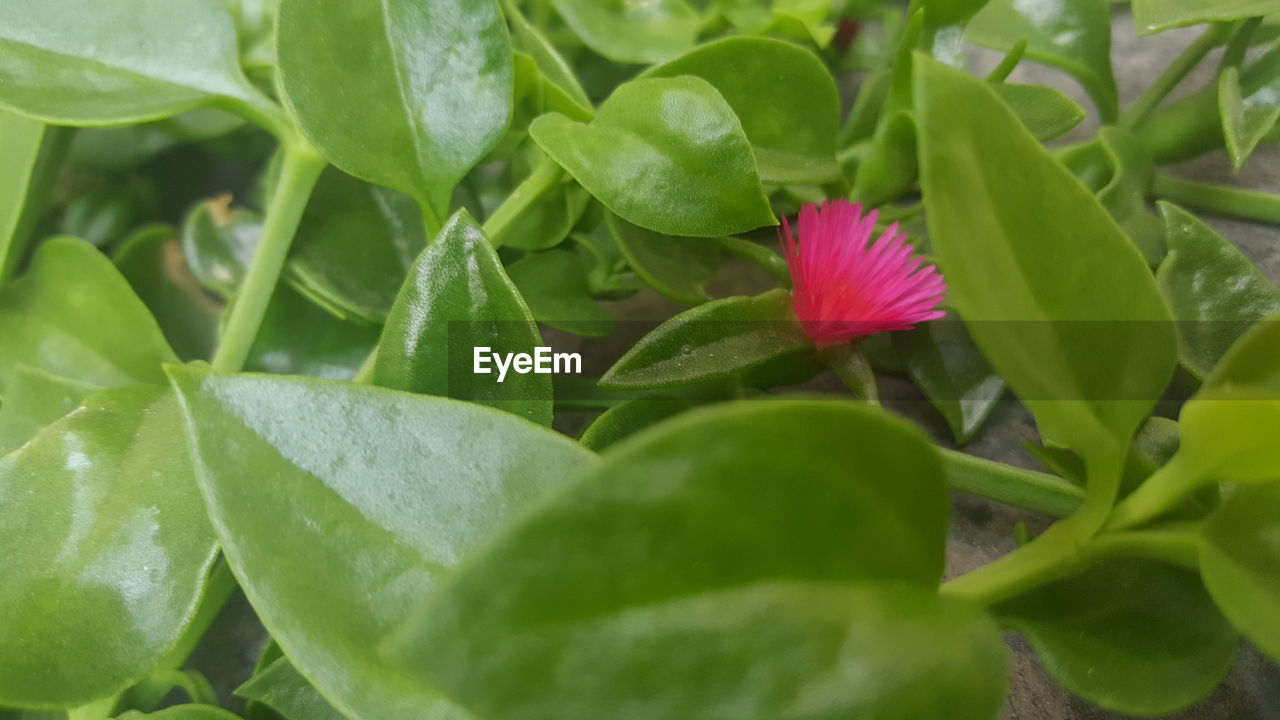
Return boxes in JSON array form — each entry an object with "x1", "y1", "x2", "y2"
[
  {"x1": 530, "y1": 77, "x2": 775, "y2": 237},
  {"x1": 506, "y1": 250, "x2": 613, "y2": 337},
  {"x1": 1219, "y1": 42, "x2": 1280, "y2": 171},
  {"x1": 277, "y1": 0, "x2": 512, "y2": 217},
  {"x1": 1133, "y1": 0, "x2": 1280, "y2": 35},
  {"x1": 504, "y1": 0, "x2": 591, "y2": 107},
  {"x1": 117, "y1": 706, "x2": 244, "y2": 720},
  {"x1": 991, "y1": 83, "x2": 1085, "y2": 142},
  {"x1": 607, "y1": 212, "x2": 719, "y2": 305},
  {"x1": 113, "y1": 224, "x2": 222, "y2": 362},
  {"x1": 997, "y1": 559, "x2": 1236, "y2": 715},
  {"x1": 852, "y1": 111, "x2": 917, "y2": 208},
  {"x1": 181, "y1": 196, "x2": 261, "y2": 300},
  {"x1": 0, "y1": 237, "x2": 177, "y2": 393},
  {"x1": 0, "y1": 386, "x2": 215, "y2": 708},
  {"x1": 0, "y1": 111, "x2": 66, "y2": 283},
  {"x1": 237, "y1": 657, "x2": 345, "y2": 720},
  {"x1": 1202, "y1": 483, "x2": 1280, "y2": 661},
  {"x1": 719, "y1": 0, "x2": 836, "y2": 47},
  {"x1": 967, "y1": 0, "x2": 1118, "y2": 121},
  {"x1": 552, "y1": 0, "x2": 701, "y2": 64},
  {"x1": 893, "y1": 315, "x2": 1005, "y2": 445},
  {"x1": 0, "y1": 0, "x2": 271, "y2": 125},
  {"x1": 0, "y1": 364, "x2": 99, "y2": 456},
  {"x1": 601, "y1": 289, "x2": 812, "y2": 389},
  {"x1": 578, "y1": 397, "x2": 692, "y2": 451},
  {"x1": 920, "y1": 0, "x2": 992, "y2": 25},
  {"x1": 1205, "y1": 309, "x2": 1280, "y2": 392},
  {"x1": 642, "y1": 37, "x2": 841, "y2": 185},
  {"x1": 375, "y1": 210, "x2": 551, "y2": 425},
  {"x1": 487, "y1": 167, "x2": 589, "y2": 250},
  {"x1": 1156, "y1": 203, "x2": 1280, "y2": 378},
  {"x1": 286, "y1": 168, "x2": 426, "y2": 324},
  {"x1": 167, "y1": 366, "x2": 595, "y2": 720},
  {"x1": 245, "y1": 284, "x2": 380, "y2": 381},
  {"x1": 915, "y1": 55, "x2": 1175, "y2": 464},
  {"x1": 392, "y1": 400, "x2": 1007, "y2": 720},
  {"x1": 1096, "y1": 127, "x2": 1165, "y2": 266}
]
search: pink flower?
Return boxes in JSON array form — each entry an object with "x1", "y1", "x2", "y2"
[{"x1": 780, "y1": 200, "x2": 946, "y2": 347}]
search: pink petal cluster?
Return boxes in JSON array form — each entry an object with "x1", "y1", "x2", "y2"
[{"x1": 780, "y1": 200, "x2": 946, "y2": 347}]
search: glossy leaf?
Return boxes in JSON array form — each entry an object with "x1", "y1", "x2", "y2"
[
  {"x1": 393, "y1": 400, "x2": 1007, "y2": 720},
  {"x1": 998, "y1": 559, "x2": 1236, "y2": 715},
  {"x1": 488, "y1": 171, "x2": 589, "y2": 251},
  {"x1": 992, "y1": 83, "x2": 1085, "y2": 142},
  {"x1": 181, "y1": 197, "x2": 261, "y2": 300},
  {"x1": 277, "y1": 0, "x2": 513, "y2": 217},
  {"x1": 1219, "y1": 42, "x2": 1280, "y2": 171},
  {"x1": 607, "y1": 212, "x2": 719, "y2": 305},
  {"x1": 853, "y1": 110, "x2": 918, "y2": 208},
  {"x1": 1202, "y1": 483, "x2": 1280, "y2": 661},
  {"x1": 168, "y1": 366, "x2": 595, "y2": 720},
  {"x1": 0, "y1": 386, "x2": 215, "y2": 707},
  {"x1": 287, "y1": 168, "x2": 426, "y2": 324},
  {"x1": 719, "y1": 0, "x2": 836, "y2": 47},
  {"x1": 1132, "y1": 0, "x2": 1280, "y2": 35},
  {"x1": 117, "y1": 707, "x2": 245, "y2": 720},
  {"x1": 0, "y1": 237, "x2": 177, "y2": 393},
  {"x1": 642, "y1": 37, "x2": 842, "y2": 185},
  {"x1": 530, "y1": 77, "x2": 775, "y2": 237},
  {"x1": 578, "y1": 397, "x2": 692, "y2": 451},
  {"x1": 553, "y1": 0, "x2": 701, "y2": 64},
  {"x1": 237, "y1": 657, "x2": 345, "y2": 720},
  {"x1": 1096, "y1": 127, "x2": 1165, "y2": 266},
  {"x1": 967, "y1": 0, "x2": 1118, "y2": 121},
  {"x1": 893, "y1": 316, "x2": 1005, "y2": 445},
  {"x1": 506, "y1": 250, "x2": 613, "y2": 337},
  {"x1": 0, "y1": 0, "x2": 270, "y2": 125},
  {"x1": 601, "y1": 289, "x2": 812, "y2": 389},
  {"x1": 1155, "y1": 203, "x2": 1280, "y2": 378},
  {"x1": 1204, "y1": 309, "x2": 1280, "y2": 392},
  {"x1": 0, "y1": 111, "x2": 60, "y2": 282},
  {"x1": 245, "y1": 284, "x2": 379, "y2": 381},
  {"x1": 375, "y1": 211, "x2": 551, "y2": 425},
  {"x1": 504, "y1": 0, "x2": 591, "y2": 107},
  {"x1": 915, "y1": 56, "x2": 1175, "y2": 464},
  {"x1": 114, "y1": 224, "x2": 222, "y2": 362},
  {"x1": 0, "y1": 364, "x2": 99, "y2": 456}
]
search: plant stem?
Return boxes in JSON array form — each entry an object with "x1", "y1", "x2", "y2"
[
  {"x1": 1152, "y1": 173, "x2": 1280, "y2": 225},
  {"x1": 1121, "y1": 23, "x2": 1232, "y2": 131},
  {"x1": 942, "y1": 518, "x2": 1088, "y2": 606},
  {"x1": 821, "y1": 344, "x2": 879, "y2": 403},
  {"x1": 716, "y1": 236, "x2": 791, "y2": 285},
  {"x1": 211, "y1": 145, "x2": 326, "y2": 372},
  {"x1": 1104, "y1": 454, "x2": 1205, "y2": 531},
  {"x1": 482, "y1": 156, "x2": 563, "y2": 244},
  {"x1": 353, "y1": 348, "x2": 378, "y2": 384},
  {"x1": 939, "y1": 449, "x2": 1084, "y2": 518},
  {"x1": 1083, "y1": 529, "x2": 1202, "y2": 570}
]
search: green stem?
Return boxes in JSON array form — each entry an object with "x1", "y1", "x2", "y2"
[
  {"x1": 1, "y1": 125, "x2": 72, "y2": 283},
  {"x1": 942, "y1": 518, "x2": 1088, "y2": 606},
  {"x1": 1083, "y1": 529, "x2": 1202, "y2": 570},
  {"x1": 1152, "y1": 173, "x2": 1280, "y2": 225},
  {"x1": 821, "y1": 344, "x2": 879, "y2": 403},
  {"x1": 716, "y1": 236, "x2": 791, "y2": 285},
  {"x1": 211, "y1": 145, "x2": 326, "y2": 372},
  {"x1": 482, "y1": 156, "x2": 563, "y2": 244},
  {"x1": 939, "y1": 449, "x2": 1084, "y2": 518},
  {"x1": 1121, "y1": 23, "x2": 1232, "y2": 131},
  {"x1": 353, "y1": 348, "x2": 378, "y2": 384},
  {"x1": 1104, "y1": 454, "x2": 1206, "y2": 532},
  {"x1": 986, "y1": 37, "x2": 1027, "y2": 82},
  {"x1": 68, "y1": 696, "x2": 118, "y2": 720},
  {"x1": 218, "y1": 90, "x2": 297, "y2": 147}
]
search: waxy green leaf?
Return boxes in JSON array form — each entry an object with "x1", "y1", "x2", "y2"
[
  {"x1": 642, "y1": 37, "x2": 842, "y2": 185},
  {"x1": 504, "y1": 0, "x2": 591, "y2": 107},
  {"x1": 530, "y1": 77, "x2": 775, "y2": 237},
  {"x1": 607, "y1": 212, "x2": 719, "y2": 305},
  {"x1": 915, "y1": 55, "x2": 1175, "y2": 465},
  {"x1": 1202, "y1": 483, "x2": 1280, "y2": 661},
  {"x1": 0, "y1": 386, "x2": 215, "y2": 708},
  {"x1": 506, "y1": 250, "x2": 613, "y2": 337},
  {"x1": 393, "y1": 400, "x2": 1007, "y2": 720},
  {"x1": 719, "y1": 0, "x2": 835, "y2": 47},
  {"x1": 181, "y1": 197, "x2": 261, "y2": 300},
  {"x1": 277, "y1": 0, "x2": 513, "y2": 218},
  {"x1": 237, "y1": 657, "x2": 345, "y2": 720},
  {"x1": 0, "y1": 364, "x2": 99, "y2": 456},
  {"x1": 375, "y1": 211, "x2": 551, "y2": 425},
  {"x1": 118, "y1": 706, "x2": 245, "y2": 720},
  {"x1": 893, "y1": 316, "x2": 1005, "y2": 445},
  {"x1": 553, "y1": 0, "x2": 701, "y2": 64},
  {"x1": 1132, "y1": 0, "x2": 1280, "y2": 35},
  {"x1": 114, "y1": 224, "x2": 222, "y2": 363},
  {"x1": 968, "y1": 0, "x2": 1118, "y2": 121},
  {"x1": 168, "y1": 366, "x2": 595, "y2": 720},
  {"x1": 1219, "y1": 41, "x2": 1280, "y2": 171},
  {"x1": 579, "y1": 397, "x2": 692, "y2": 451},
  {"x1": 1156, "y1": 204, "x2": 1280, "y2": 378},
  {"x1": 0, "y1": 0, "x2": 272, "y2": 125},
  {"x1": 601, "y1": 289, "x2": 812, "y2": 389},
  {"x1": 0, "y1": 111, "x2": 64, "y2": 283},
  {"x1": 0, "y1": 238, "x2": 177, "y2": 393},
  {"x1": 1096, "y1": 128, "x2": 1165, "y2": 266},
  {"x1": 993, "y1": 83, "x2": 1085, "y2": 142},
  {"x1": 245, "y1": 284, "x2": 380, "y2": 381},
  {"x1": 997, "y1": 560, "x2": 1237, "y2": 716}
]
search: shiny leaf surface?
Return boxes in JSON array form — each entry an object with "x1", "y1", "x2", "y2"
[
  {"x1": 1202, "y1": 483, "x2": 1280, "y2": 661},
  {"x1": 607, "y1": 212, "x2": 719, "y2": 305},
  {"x1": 893, "y1": 315, "x2": 1005, "y2": 445},
  {"x1": 237, "y1": 657, "x2": 345, "y2": 720},
  {"x1": 1132, "y1": 0, "x2": 1280, "y2": 35},
  {"x1": 506, "y1": 249, "x2": 613, "y2": 337},
  {"x1": 113, "y1": 224, "x2": 222, "y2": 362},
  {"x1": 552, "y1": 0, "x2": 701, "y2": 64},
  {"x1": 0, "y1": 364, "x2": 99, "y2": 456}
]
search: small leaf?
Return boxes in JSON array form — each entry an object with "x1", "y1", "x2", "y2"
[
  {"x1": 579, "y1": 397, "x2": 692, "y2": 451},
  {"x1": 992, "y1": 83, "x2": 1085, "y2": 142},
  {"x1": 277, "y1": 0, "x2": 513, "y2": 217},
  {"x1": 181, "y1": 196, "x2": 261, "y2": 300},
  {"x1": 0, "y1": 237, "x2": 177, "y2": 393},
  {"x1": 0, "y1": 386, "x2": 215, "y2": 707},
  {"x1": 1219, "y1": 41, "x2": 1280, "y2": 171},
  {"x1": 552, "y1": 0, "x2": 701, "y2": 64},
  {"x1": 0, "y1": 111, "x2": 64, "y2": 282},
  {"x1": 1202, "y1": 483, "x2": 1280, "y2": 661},
  {"x1": 391, "y1": 400, "x2": 1007, "y2": 720},
  {"x1": 967, "y1": 0, "x2": 1118, "y2": 121},
  {"x1": 113, "y1": 224, "x2": 222, "y2": 362},
  {"x1": 245, "y1": 284, "x2": 380, "y2": 381},
  {"x1": 168, "y1": 366, "x2": 594, "y2": 720},
  {"x1": 117, "y1": 706, "x2": 245, "y2": 720},
  {"x1": 237, "y1": 657, "x2": 345, "y2": 720},
  {"x1": 504, "y1": 0, "x2": 591, "y2": 107},
  {"x1": 997, "y1": 560, "x2": 1237, "y2": 715},
  {"x1": 506, "y1": 250, "x2": 613, "y2": 337},
  {"x1": 642, "y1": 37, "x2": 842, "y2": 185},
  {"x1": 607, "y1": 212, "x2": 719, "y2": 305},
  {"x1": 1096, "y1": 127, "x2": 1165, "y2": 265},
  {"x1": 375, "y1": 210, "x2": 551, "y2": 425},
  {"x1": 530, "y1": 77, "x2": 775, "y2": 237},
  {"x1": 1155, "y1": 203, "x2": 1280, "y2": 378},
  {"x1": 893, "y1": 315, "x2": 1005, "y2": 445},
  {"x1": 1132, "y1": 0, "x2": 1280, "y2": 35},
  {"x1": 600, "y1": 289, "x2": 812, "y2": 389}
]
